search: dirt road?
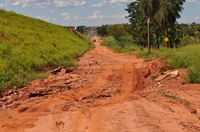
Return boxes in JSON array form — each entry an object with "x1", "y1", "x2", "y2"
[{"x1": 0, "y1": 37, "x2": 200, "y2": 132}]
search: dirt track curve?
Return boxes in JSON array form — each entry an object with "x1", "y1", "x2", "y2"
[{"x1": 0, "y1": 37, "x2": 200, "y2": 132}]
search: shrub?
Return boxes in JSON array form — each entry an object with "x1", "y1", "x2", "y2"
[
  {"x1": 186, "y1": 69, "x2": 200, "y2": 84},
  {"x1": 101, "y1": 36, "x2": 139, "y2": 53}
]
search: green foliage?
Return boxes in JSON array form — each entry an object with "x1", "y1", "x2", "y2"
[
  {"x1": 26, "y1": 72, "x2": 50, "y2": 82},
  {"x1": 0, "y1": 71, "x2": 27, "y2": 90},
  {"x1": 126, "y1": 0, "x2": 186, "y2": 49},
  {"x1": 186, "y1": 69, "x2": 200, "y2": 84},
  {"x1": 107, "y1": 24, "x2": 133, "y2": 42},
  {"x1": 162, "y1": 92, "x2": 178, "y2": 100},
  {"x1": 101, "y1": 36, "x2": 139, "y2": 53},
  {"x1": 0, "y1": 9, "x2": 92, "y2": 90},
  {"x1": 97, "y1": 25, "x2": 108, "y2": 36}
]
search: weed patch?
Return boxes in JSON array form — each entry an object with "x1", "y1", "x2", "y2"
[
  {"x1": 101, "y1": 36, "x2": 139, "y2": 53},
  {"x1": 162, "y1": 92, "x2": 179, "y2": 100}
]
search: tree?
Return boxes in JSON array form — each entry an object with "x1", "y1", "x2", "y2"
[
  {"x1": 125, "y1": 1, "x2": 147, "y2": 47},
  {"x1": 155, "y1": 0, "x2": 185, "y2": 47},
  {"x1": 125, "y1": 0, "x2": 185, "y2": 49},
  {"x1": 138, "y1": 0, "x2": 160, "y2": 53},
  {"x1": 97, "y1": 25, "x2": 108, "y2": 36},
  {"x1": 107, "y1": 24, "x2": 134, "y2": 42}
]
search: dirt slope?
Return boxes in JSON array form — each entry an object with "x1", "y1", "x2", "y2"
[{"x1": 0, "y1": 37, "x2": 200, "y2": 132}]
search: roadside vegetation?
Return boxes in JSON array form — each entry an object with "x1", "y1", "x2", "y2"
[
  {"x1": 98, "y1": 0, "x2": 200, "y2": 84},
  {"x1": 0, "y1": 9, "x2": 93, "y2": 90}
]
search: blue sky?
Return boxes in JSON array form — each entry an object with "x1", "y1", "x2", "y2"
[{"x1": 0, "y1": 0, "x2": 200, "y2": 26}]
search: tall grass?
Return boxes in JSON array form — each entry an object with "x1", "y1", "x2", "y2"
[
  {"x1": 0, "y1": 9, "x2": 93, "y2": 90},
  {"x1": 101, "y1": 36, "x2": 140, "y2": 53},
  {"x1": 138, "y1": 44, "x2": 200, "y2": 83}
]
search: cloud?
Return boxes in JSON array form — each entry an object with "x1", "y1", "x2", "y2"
[
  {"x1": 5, "y1": 0, "x2": 87, "y2": 8},
  {"x1": 60, "y1": 12, "x2": 84, "y2": 20},
  {"x1": 108, "y1": 12, "x2": 127, "y2": 19},
  {"x1": 109, "y1": 0, "x2": 133, "y2": 6},
  {"x1": 22, "y1": 3, "x2": 31, "y2": 8},
  {"x1": 60, "y1": 12, "x2": 71, "y2": 20},
  {"x1": 186, "y1": 0, "x2": 197, "y2": 2},
  {"x1": 36, "y1": 15, "x2": 52, "y2": 21},
  {"x1": 87, "y1": 10, "x2": 127, "y2": 21},
  {"x1": 195, "y1": 16, "x2": 200, "y2": 21},
  {"x1": 91, "y1": 1, "x2": 107, "y2": 8},
  {"x1": 11, "y1": 1, "x2": 20, "y2": 6},
  {"x1": 53, "y1": 0, "x2": 86, "y2": 7},
  {"x1": 52, "y1": 17, "x2": 56, "y2": 21},
  {"x1": 87, "y1": 10, "x2": 106, "y2": 20}
]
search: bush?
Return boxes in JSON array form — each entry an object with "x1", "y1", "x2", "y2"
[
  {"x1": 186, "y1": 69, "x2": 200, "y2": 84},
  {"x1": 101, "y1": 36, "x2": 139, "y2": 53}
]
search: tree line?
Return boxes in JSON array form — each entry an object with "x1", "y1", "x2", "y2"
[
  {"x1": 126, "y1": 0, "x2": 185, "y2": 53},
  {"x1": 97, "y1": 0, "x2": 200, "y2": 53}
]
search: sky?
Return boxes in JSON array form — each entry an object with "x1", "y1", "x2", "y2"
[{"x1": 0, "y1": 0, "x2": 200, "y2": 27}]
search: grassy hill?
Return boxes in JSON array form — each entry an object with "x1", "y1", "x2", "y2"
[{"x1": 0, "y1": 9, "x2": 93, "y2": 90}]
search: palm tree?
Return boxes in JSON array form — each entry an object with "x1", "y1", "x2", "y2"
[
  {"x1": 155, "y1": 0, "x2": 185, "y2": 47},
  {"x1": 138, "y1": 0, "x2": 160, "y2": 53}
]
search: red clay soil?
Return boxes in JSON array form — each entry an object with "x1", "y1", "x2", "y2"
[{"x1": 0, "y1": 37, "x2": 200, "y2": 132}]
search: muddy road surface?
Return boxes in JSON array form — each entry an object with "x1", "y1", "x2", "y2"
[{"x1": 0, "y1": 37, "x2": 200, "y2": 132}]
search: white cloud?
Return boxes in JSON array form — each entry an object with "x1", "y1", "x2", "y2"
[
  {"x1": 91, "y1": 1, "x2": 107, "y2": 8},
  {"x1": 12, "y1": 1, "x2": 20, "y2": 6},
  {"x1": 36, "y1": 15, "x2": 52, "y2": 21},
  {"x1": 186, "y1": 0, "x2": 197, "y2": 2},
  {"x1": 108, "y1": 12, "x2": 127, "y2": 19},
  {"x1": 110, "y1": 0, "x2": 133, "y2": 6},
  {"x1": 50, "y1": 10, "x2": 55, "y2": 13},
  {"x1": 22, "y1": 3, "x2": 31, "y2": 8},
  {"x1": 52, "y1": 17, "x2": 56, "y2": 21},
  {"x1": 35, "y1": 0, "x2": 51, "y2": 8},
  {"x1": 54, "y1": 0, "x2": 86, "y2": 7},
  {"x1": 195, "y1": 16, "x2": 200, "y2": 21},
  {"x1": 5, "y1": 0, "x2": 87, "y2": 8},
  {"x1": 60, "y1": 12, "x2": 84, "y2": 21},
  {"x1": 60, "y1": 12, "x2": 71, "y2": 20},
  {"x1": 87, "y1": 10, "x2": 106, "y2": 20}
]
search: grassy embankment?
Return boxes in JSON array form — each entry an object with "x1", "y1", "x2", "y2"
[
  {"x1": 102, "y1": 36, "x2": 200, "y2": 83},
  {"x1": 0, "y1": 9, "x2": 93, "y2": 90}
]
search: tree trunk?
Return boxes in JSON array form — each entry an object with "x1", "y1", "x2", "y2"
[
  {"x1": 156, "y1": 32, "x2": 159, "y2": 49},
  {"x1": 147, "y1": 18, "x2": 151, "y2": 53}
]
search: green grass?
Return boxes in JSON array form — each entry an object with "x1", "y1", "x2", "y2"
[
  {"x1": 138, "y1": 44, "x2": 200, "y2": 83},
  {"x1": 162, "y1": 92, "x2": 179, "y2": 100},
  {"x1": 0, "y1": 9, "x2": 93, "y2": 90},
  {"x1": 101, "y1": 36, "x2": 140, "y2": 53}
]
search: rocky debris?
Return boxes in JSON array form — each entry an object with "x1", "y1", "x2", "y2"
[
  {"x1": 155, "y1": 70, "x2": 179, "y2": 81},
  {"x1": 0, "y1": 68, "x2": 84, "y2": 108},
  {"x1": 51, "y1": 67, "x2": 74, "y2": 75}
]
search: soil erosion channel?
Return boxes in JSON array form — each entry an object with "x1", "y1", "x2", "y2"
[{"x1": 0, "y1": 37, "x2": 200, "y2": 132}]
